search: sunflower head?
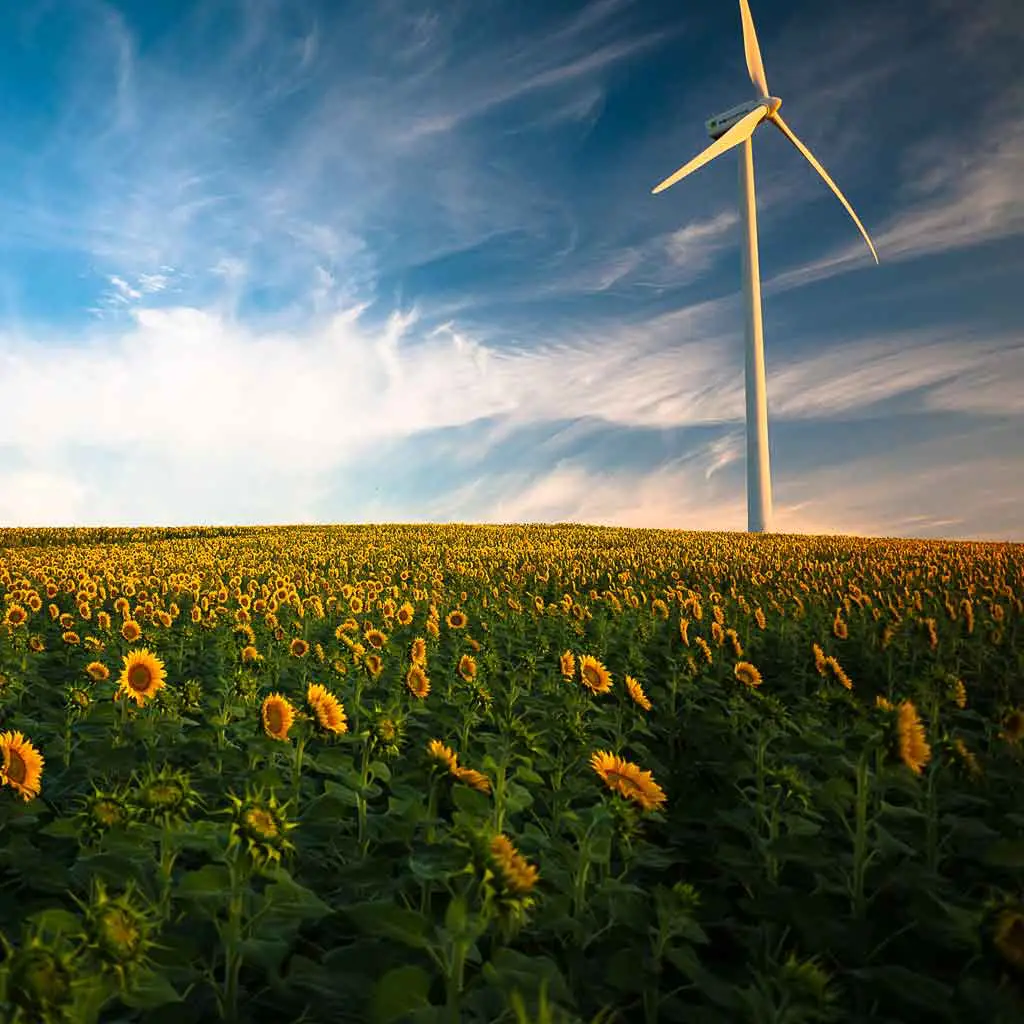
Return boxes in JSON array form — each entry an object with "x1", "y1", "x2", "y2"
[
  {"x1": 457, "y1": 653, "x2": 477, "y2": 681},
  {"x1": 406, "y1": 664, "x2": 430, "y2": 699},
  {"x1": 0, "y1": 731, "x2": 45, "y2": 802},
  {"x1": 590, "y1": 750, "x2": 666, "y2": 813},
  {"x1": 3, "y1": 932, "x2": 79, "y2": 1019},
  {"x1": 579, "y1": 655, "x2": 612, "y2": 695},
  {"x1": 134, "y1": 764, "x2": 201, "y2": 825},
  {"x1": 895, "y1": 700, "x2": 932, "y2": 776},
  {"x1": 1002, "y1": 708, "x2": 1024, "y2": 744},
  {"x1": 306, "y1": 683, "x2": 348, "y2": 735},
  {"x1": 116, "y1": 648, "x2": 167, "y2": 707},
  {"x1": 76, "y1": 879, "x2": 159, "y2": 983},
  {"x1": 225, "y1": 787, "x2": 297, "y2": 869},
  {"x1": 426, "y1": 739, "x2": 459, "y2": 773},
  {"x1": 261, "y1": 693, "x2": 295, "y2": 742}
]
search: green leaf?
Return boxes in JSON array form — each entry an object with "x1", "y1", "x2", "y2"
[
  {"x1": 120, "y1": 970, "x2": 183, "y2": 1010},
  {"x1": 345, "y1": 901, "x2": 431, "y2": 950},
  {"x1": 175, "y1": 864, "x2": 232, "y2": 902},
  {"x1": 846, "y1": 966, "x2": 953, "y2": 1012},
  {"x1": 372, "y1": 965, "x2": 433, "y2": 1024},
  {"x1": 238, "y1": 936, "x2": 291, "y2": 973},
  {"x1": 260, "y1": 870, "x2": 333, "y2": 924}
]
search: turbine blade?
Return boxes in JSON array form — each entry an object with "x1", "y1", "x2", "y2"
[
  {"x1": 769, "y1": 112, "x2": 879, "y2": 263},
  {"x1": 739, "y1": 0, "x2": 770, "y2": 99},
  {"x1": 652, "y1": 106, "x2": 767, "y2": 194}
]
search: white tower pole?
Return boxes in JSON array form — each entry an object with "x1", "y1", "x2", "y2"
[{"x1": 738, "y1": 136, "x2": 773, "y2": 533}]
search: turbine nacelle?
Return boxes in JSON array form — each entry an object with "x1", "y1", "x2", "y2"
[{"x1": 706, "y1": 96, "x2": 781, "y2": 140}]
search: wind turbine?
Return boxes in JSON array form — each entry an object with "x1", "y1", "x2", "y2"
[{"x1": 652, "y1": 0, "x2": 878, "y2": 534}]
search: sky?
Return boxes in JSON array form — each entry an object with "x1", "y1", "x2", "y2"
[{"x1": 0, "y1": 0, "x2": 1021, "y2": 540}]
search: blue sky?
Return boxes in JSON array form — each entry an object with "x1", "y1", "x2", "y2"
[{"x1": 0, "y1": 0, "x2": 1021, "y2": 538}]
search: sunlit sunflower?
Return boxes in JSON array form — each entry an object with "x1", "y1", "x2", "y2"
[
  {"x1": 0, "y1": 731, "x2": 45, "y2": 801},
  {"x1": 876, "y1": 695, "x2": 894, "y2": 712},
  {"x1": 3, "y1": 604, "x2": 28, "y2": 628},
  {"x1": 86, "y1": 661, "x2": 110, "y2": 683},
  {"x1": 410, "y1": 637, "x2": 427, "y2": 666},
  {"x1": 951, "y1": 679, "x2": 967, "y2": 709},
  {"x1": 261, "y1": 693, "x2": 295, "y2": 741},
  {"x1": 734, "y1": 661, "x2": 763, "y2": 688},
  {"x1": 116, "y1": 649, "x2": 167, "y2": 706},
  {"x1": 590, "y1": 750, "x2": 666, "y2": 812},
  {"x1": 896, "y1": 701, "x2": 931, "y2": 775},
  {"x1": 396, "y1": 602, "x2": 414, "y2": 626},
  {"x1": 458, "y1": 654, "x2": 477, "y2": 681},
  {"x1": 453, "y1": 766, "x2": 491, "y2": 794},
  {"x1": 625, "y1": 675, "x2": 652, "y2": 711},
  {"x1": 365, "y1": 628, "x2": 387, "y2": 650},
  {"x1": 678, "y1": 619, "x2": 690, "y2": 646},
  {"x1": 559, "y1": 651, "x2": 575, "y2": 680},
  {"x1": 952, "y1": 738, "x2": 982, "y2": 780},
  {"x1": 579, "y1": 655, "x2": 612, "y2": 695},
  {"x1": 824, "y1": 656, "x2": 853, "y2": 691},
  {"x1": 446, "y1": 609, "x2": 467, "y2": 629},
  {"x1": 426, "y1": 739, "x2": 458, "y2": 772},
  {"x1": 490, "y1": 834, "x2": 539, "y2": 894},
  {"x1": 406, "y1": 664, "x2": 430, "y2": 699},
  {"x1": 121, "y1": 619, "x2": 142, "y2": 643},
  {"x1": 306, "y1": 684, "x2": 348, "y2": 734},
  {"x1": 289, "y1": 638, "x2": 309, "y2": 658},
  {"x1": 811, "y1": 643, "x2": 827, "y2": 676}
]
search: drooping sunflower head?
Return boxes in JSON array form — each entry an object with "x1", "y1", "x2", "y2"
[
  {"x1": 489, "y1": 833, "x2": 540, "y2": 895},
  {"x1": 116, "y1": 649, "x2": 167, "y2": 707},
  {"x1": 0, "y1": 730, "x2": 45, "y2": 802},
  {"x1": 590, "y1": 750, "x2": 666, "y2": 813},
  {"x1": 734, "y1": 661, "x2": 763, "y2": 689},
  {"x1": 306, "y1": 683, "x2": 348, "y2": 734},
  {"x1": 261, "y1": 693, "x2": 295, "y2": 742},
  {"x1": 406, "y1": 664, "x2": 430, "y2": 699},
  {"x1": 5, "y1": 932, "x2": 78, "y2": 1019},
  {"x1": 453, "y1": 766, "x2": 492, "y2": 794},
  {"x1": 426, "y1": 739, "x2": 459, "y2": 773},
  {"x1": 559, "y1": 650, "x2": 576, "y2": 680},
  {"x1": 579, "y1": 655, "x2": 612, "y2": 695},
  {"x1": 625, "y1": 675, "x2": 653, "y2": 711},
  {"x1": 410, "y1": 637, "x2": 427, "y2": 666},
  {"x1": 896, "y1": 700, "x2": 932, "y2": 775},
  {"x1": 457, "y1": 654, "x2": 477, "y2": 681}
]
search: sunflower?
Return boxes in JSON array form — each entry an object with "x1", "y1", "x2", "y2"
[
  {"x1": 116, "y1": 649, "x2": 167, "y2": 706},
  {"x1": 579, "y1": 655, "x2": 612, "y2": 695},
  {"x1": 678, "y1": 619, "x2": 690, "y2": 646},
  {"x1": 446, "y1": 609, "x2": 467, "y2": 629},
  {"x1": 306, "y1": 684, "x2": 348, "y2": 734},
  {"x1": 993, "y1": 909, "x2": 1024, "y2": 971},
  {"x1": 453, "y1": 766, "x2": 491, "y2": 794},
  {"x1": 406, "y1": 664, "x2": 430, "y2": 699},
  {"x1": 86, "y1": 661, "x2": 110, "y2": 683},
  {"x1": 951, "y1": 679, "x2": 967, "y2": 709},
  {"x1": 364, "y1": 628, "x2": 387, "y2": 650},
  {"x1": 261, "y1": 693, "x2": 295, "y2": 741},
  {"x1": 590, "y1": 750, "x2": 666, "y2": 812},
  {"x1": 734, "y1": 661, "x2": 763, "y2": 688},
  {"x1": 458, "y1": 654, "x2": 477, "y2": 681},
  {"x1": 811, "y1": 643, "x2": 827, "y2": 676},
  {"x1": 364, "y1": 653, "x2": 384, "y2": 678},
  {"x1": 824, "y1": 657, "x2": 853, "y2": 691},
  {"x1": 952, "y1": 738, "x2": 982, "y2": 780},
  {"x1": 427, "y1": 739, "x2": 458, "y2": 772},
  {"x1": 559, "y1": 651, "x2": 575, "y2": 680},
  {"x1": 289, "y1": 638, "x2": 309, "y2": 658},
  {"x1": 896, "y1": 701, "x2": 931, "y2": 775},
  {"x1": 1002, "y1": 709, "x2": 1024, "y2": 744},
  {"x1": 490, "y1": 834, "x2": 539, "y2": 894},
  {"x1": 396, "y1": 602, "x2": 414, "y2": 626},
  {"x1": 0, "y1": 731, "x2": 45, "y2": 801},
  {"x1": 3, "y1": 604, "x2": 28, "y2": 628},
  {"x1": 625, "y1": 675, "x2": 652, "y2": 711},
  {"x1": 754, "y1": 607, "x2": 767, "y2": 629},
  {"x1": 121, "y1": 620, "x2": 142, "y2": 643},
  {"x1": 410, "y1": 637, "x2": 427, "y2": 666}
]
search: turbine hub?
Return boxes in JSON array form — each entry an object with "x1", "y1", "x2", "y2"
[{"x1": 766, "y1": 96, "x2": 782, "y2": 115}]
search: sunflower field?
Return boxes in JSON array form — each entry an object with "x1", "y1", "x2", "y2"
[{"x1": 0, "y1": 524, "x2": 1022, "y2": 1024}]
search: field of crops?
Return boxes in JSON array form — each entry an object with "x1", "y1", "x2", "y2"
[{"x1": 0, "y1": 524, "x2": 1022, "y2": 1024}]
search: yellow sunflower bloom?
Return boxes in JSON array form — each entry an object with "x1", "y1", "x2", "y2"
[
  {"x1": 0, "y1": 731, "x2": 44, "y2": 801},
  {"x1": 116, "y1": 649, "x2": 167, "y2": 706}
]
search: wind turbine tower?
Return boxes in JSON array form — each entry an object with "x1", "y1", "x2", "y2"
[{"x1": 652, "y1": 0, "x2": 879, "y2": 533}]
